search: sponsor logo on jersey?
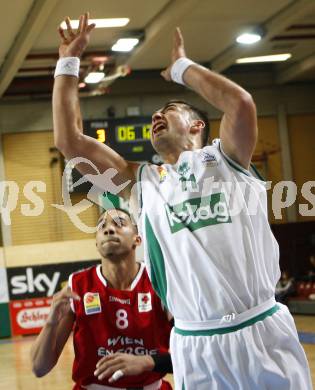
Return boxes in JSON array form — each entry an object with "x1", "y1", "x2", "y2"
[
  {"x1": 177, "y1": 162, "x2": 198, "y2": 192},
  {"x1": 98, "y1": 336, "x2": 158, "y2": 356},
  {"x1": 165, "y1": 192, "x2": 231, "y2": 233},
  {"x1": 157, "y1": 166, "x2": 167, "y2": 183},
  {"x1": 177, "y1": 161, "x2": 190, "y2": 176},
  {"x1": 84, "y1": 292, "x2": 102, "y2": 315},
  {"x1": 109, "y1": 296, "x2": 131, "y2": 305},
  {"x1": 138, "y1": 292, "x2": 152, "y2": 312},
  {"x1": 200, "y1": 151, "x2": 218, "y2": 166}
]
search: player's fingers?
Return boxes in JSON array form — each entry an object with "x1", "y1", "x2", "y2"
[
  {"x1": 175, "y1": 27, "x2": 184, "y2": 48},
  {"x1": 64, "y1": 286, "x2": 80, "y2": 297},
  {"x1": 64, "y1": 289, "x2": 80, "y2": 301},
  {"x1": 58, "y1": 27, "x2": 68, "y2": 43},
  {"x1": 86, "y1": 23, "x2": 96, "y2": 33},
  {"x1": 96, "y1": 354, "x2": 117, "y2": 368},
  {"x1": 95, "y1": 355, "x2": 123, "y2": 372},
  {"x1": 54, "y1": 297, "x2": 72, "y2": 308},
  {"x1": 108, "y1": 368, "x2": 126, "y2": 383},
  {"x1": 95, "y1": 362, "x2": 124, "y2": 380},
  {"x1": 82, "y1": 12, "x2": 88, "y2": 31},
  {"x1": 65, "y1": 17, "x2": 75, "y2": 37},
  {"x1": 78, "y1": 14, "x2": 84, "y2": 33}
]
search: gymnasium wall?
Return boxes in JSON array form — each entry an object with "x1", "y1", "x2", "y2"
[
  {"x1": 2, "y1": 131, "x2": 99, "y2": 245},
  {"x1": 0, "y1": 71, "x2": 314, "y2": 337},
  {"x1": 288, "y1": 114, "x2": 315, "y2": 222},
  {"x1": 272, "y1": 221, "x2": 315, "y2": 277}
]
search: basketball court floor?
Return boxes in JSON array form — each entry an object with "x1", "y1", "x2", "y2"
[{"x1": 1, "y1": 315, "x2": 314, "y2": 389}]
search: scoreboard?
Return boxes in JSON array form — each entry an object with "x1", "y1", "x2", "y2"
[
  {"x1": 84, "y1": 117, "x2": 162, "y2": 164},
  {"x1": 67, "y1": 117, "x2": 162, "y2": 193}
]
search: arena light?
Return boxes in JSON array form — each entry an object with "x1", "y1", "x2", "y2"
[
  {"x1": 60, "y1": 18, "x2": 129, "y2": 29},
  {"x1": 236, "y1": 33, "x2": 262, "y2": 44},
  {"x1": 111, "y1": 38, "x2": 139, "y2": 52},
  {"x1": 236, "y1": 53, "x2": 292, "y2": 64},
  {"x1": 84, "y1": 72, "x2": 105, "y2": 84}
]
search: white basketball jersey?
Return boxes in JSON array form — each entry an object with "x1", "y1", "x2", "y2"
[{"x1": 136, "y1": 139, "x2": 280, "y2": 323}]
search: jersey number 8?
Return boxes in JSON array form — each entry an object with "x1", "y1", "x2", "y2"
[{"x1": 116, "y1": 309, "x2": 128, "y2": 329}]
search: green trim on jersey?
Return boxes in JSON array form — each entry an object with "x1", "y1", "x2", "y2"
[
  {"x1": 175, "y1": 304, "x2": 279, "y2": 336},
  {"x1": 218, "y1": 142, "x2": 252, "y2": 177},
  {"x1": 137, "y1": 163, "x2": 146, "y2": 212},
  {"x1": 250, "y1": 162, "x2": 265, "y2": 181},
  {"x1": 145, "y1": 214, "x2": 168, "y2": 310},
  {"x1": 218, "y1": 140, "x2": 265, "y2": 181}
]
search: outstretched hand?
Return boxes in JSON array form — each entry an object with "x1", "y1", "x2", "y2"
[
  {"x1": 161, "y1": 27, "x2": 186, "y2": 81},
  {"x1": 94, "y1": 353, "x2": 154, "y2": 382},
  {"x1": 58, "y1": 12, "x2": 96, "y2": 58}
]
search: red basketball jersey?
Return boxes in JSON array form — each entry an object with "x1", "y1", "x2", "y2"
[{"x1": 69, "y1": 262, "x2": 172, "y2": 388}]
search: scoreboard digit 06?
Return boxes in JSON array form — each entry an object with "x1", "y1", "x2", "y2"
[{"x1": 84, "y1": 117, "x2": 162, "y2": 164}]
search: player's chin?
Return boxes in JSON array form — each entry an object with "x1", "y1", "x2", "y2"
[
  {"x1": 98, "y1": 244, "x2": 118, "y2": 257},
  {"x1": 152, "y1": 134, "x2": 171, "y2": 152}
]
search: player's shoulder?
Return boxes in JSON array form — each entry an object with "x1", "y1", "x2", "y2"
[
  {"x1": 195, "y1": 139, "x2": 222, "y2": 163},
  {"x1": 70, "y1": 264, "x2": 99, "y2": 284},
  {"x1": 137, "y1": 262, "x2": 162, "y2": 298},
  {"x1": 135, "y1": 262, "x2": 154, "y2": 288}
]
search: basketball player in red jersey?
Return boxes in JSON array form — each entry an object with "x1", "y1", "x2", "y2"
[{"x1": 31, "y1": 208, "x2": 173, "y2": 390}]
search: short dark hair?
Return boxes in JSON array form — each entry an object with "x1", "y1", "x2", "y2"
[
  {"x1": 98, "y1": 207, "x2": 138, "y2": 233},
  {"x1": 164, "y1": 100, "x2": 210, "y2": 146}
]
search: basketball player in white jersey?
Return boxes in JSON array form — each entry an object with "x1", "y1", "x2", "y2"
[{"x1": 53, "y1": 13, "x2": 312, "y2": 389}]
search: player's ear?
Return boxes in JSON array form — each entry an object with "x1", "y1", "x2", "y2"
[
  {"x1": 190, "y1": 119, "x2": 205, "y2": 134},
  {"x1": 134, "y1": 235, "x2": 142, "y2": 247}
]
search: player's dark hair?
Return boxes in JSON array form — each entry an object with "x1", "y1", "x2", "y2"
[
  {"x1": 98, "y1": 207, "x2": 138, "y2": 233},
  {"x1": 164, "y1": 100, "x2": 210, "y2": 146}
]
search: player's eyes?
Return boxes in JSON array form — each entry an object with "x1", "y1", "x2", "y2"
[
  {"x1": 164, "y1": 106, "x2": 176, "y2": 112},
  {"x1": 113, "y1": 218, "x2": 125, "y2": 226},
  {"x1": 97, "y1": 221, "x2": 104, "y2": 230}
]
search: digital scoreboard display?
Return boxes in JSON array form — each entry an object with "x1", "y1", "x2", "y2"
[
  {"x1": 84, "y1": 117, "x2": 162, "y2": 164},
  {"x1": 67, "y1": 117, "x2": 162, "y2": 193}
]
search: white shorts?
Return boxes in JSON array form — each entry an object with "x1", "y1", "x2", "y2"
[{"x1": 170, "y1": 303, "x2": 312, "y2": 390}]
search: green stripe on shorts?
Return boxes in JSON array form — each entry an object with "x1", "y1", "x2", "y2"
[{"x1": 175, "y1": 304, "x2": 280, "y2": 336}]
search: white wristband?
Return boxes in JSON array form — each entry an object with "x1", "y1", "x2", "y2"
[
  {"x1": 54, "y1": 57, "x2": 80, "y2": 78},
  {"x1": 170, "y1": 57, "x2": 194, "y2": 85}
]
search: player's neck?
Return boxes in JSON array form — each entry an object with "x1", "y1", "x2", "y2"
[
  {"x1": 160, "y1": 139, "x2": 200, "y2": 164},
  {"x1": 101, "y1": 258, "x2": 140, "y2": 290}
]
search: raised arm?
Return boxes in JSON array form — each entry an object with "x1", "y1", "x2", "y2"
[
  {"x1": 53, "y1": 13, "x2": 137, "y2": 196},
  {"x1": 161, "y1": 28, "x2": 257, "y2": 169},
  {"x1": 30, "y1": 286, "x2": 78, "y2": 377}
]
